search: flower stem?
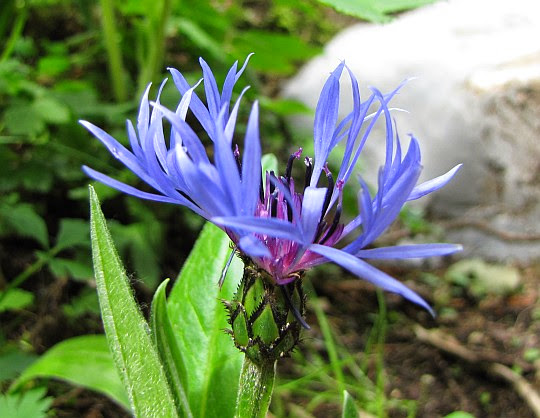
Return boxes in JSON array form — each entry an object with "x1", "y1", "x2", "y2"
[{"x1": 235, "y1": 356, "x2": 276, "y2": 418}]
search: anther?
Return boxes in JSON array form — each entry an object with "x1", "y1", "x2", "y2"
[{"x1": 285, "y1": 147, "x2": 303, "y2": 181}]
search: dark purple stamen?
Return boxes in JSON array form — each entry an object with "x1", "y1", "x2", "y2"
[
  {"x1": 320, "y1": 204, "x2": 342, "y2": 244},
  {"x1": 234, "y1": 144, "x2": 242, "y2": 173},
  {"x1": 304, "y1": 157, "x2": 313, "y2": 191},
  {"x1": 269, "y1": 171, "x2": 276, "y2": 194},
  {"x1": 320, "y1": 163, "x2": 334, "y2": 222}
]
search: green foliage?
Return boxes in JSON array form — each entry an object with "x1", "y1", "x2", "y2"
[
  {"x1": 273, "y1": 280, "x2": 417, "y2": 417},
  {"x1": 0, "y1": 289, "x2": 34, "y2": 313},
  {"x1": 342, "y1": 390, "x2": 360, "y2": 418},
  {"x1": 150, "y1": 280, "x2": 192, "y2": 416},
  {"x1": 89, "y1": 186, "x2": 178, "y2": 417},
  {"x1": 11, "y1": 335, "x2": 129, "y2": 410},
  {"x1": 0, "y1": 348, "x2": 37, "y2": 383},
  {"x1": 0, "y1": 387, "x2": 53, "y2": 418},
  {"x1": 1, "y1": 0, "x2": 442, "y2": 415},
  {"x1": 444, "y1": 412, "x2": 476, "y2": 418},
  {"x1": 314, "y1": 0, "x2": 438, "y2": 22},
  {"x1": 167, "y1": 222, "x2": 244, "y2": 418}
]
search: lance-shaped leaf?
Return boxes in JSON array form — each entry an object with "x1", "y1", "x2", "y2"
[
  {"x1": 342, "y1": 390, "x2": 359, "y2": 418},
  {"x1": 151, "y1": 279, "x2": 192, "y2": 417},
  {"x1": 167, "y1": 222, "x2": 243, "y2": 418},
  {"x1": 89, "y1": 186, "x2": 178, "y2": 417}
]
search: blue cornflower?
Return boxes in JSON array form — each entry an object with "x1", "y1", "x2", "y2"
[{"x1": 81, "y1": 56, "x2": 461, "y2": 314}]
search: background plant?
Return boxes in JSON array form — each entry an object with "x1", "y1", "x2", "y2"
[{"x1": 4, "y1": 1, "x2": 529, "y2": 417}]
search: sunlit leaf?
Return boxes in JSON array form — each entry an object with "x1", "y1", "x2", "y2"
[
  {"x1": 11, "y1": 335, "x2": 128, "y2": 409},
  {"x1": 0, "y1": 289, "x2": 34, "y2": 313}
]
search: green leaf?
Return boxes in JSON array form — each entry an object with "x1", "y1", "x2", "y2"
[
  {"x1": 0, "y1": 388, "x2": 52, "y2": 418},
  {"x1": 259, "y1": 97, "x2": 313, "y2": 116},
  {"x1": 55, "y1": 218, "x2": 90, "y2": 250},
  {"x1": 0, "y1": 202, "x2": 49, "y2": 248},
  {"x1": 342, "y1": 390, "x2": 359, "y2": 418},
  {"x1": 261, "y1": 153, "x2": 278, "y2": 175},
  {"x1": 151, "y1": 279, "x2": 192, "y2": 417},
  {"x1": 61, "y1": 288, "x2": 100, "y2": 318},
  {"x1": 0, "y1": 289, "x2": 34, "y2": 312},
  {"x1": 314, "y1": 0, "x2": 437, "y2": 22},
  {"x1": 0, "y1": 348, "x2": 37, "y2": 382},
  {"x1": 167, "y1": 222, "x2": 243, "y2": 418},
  {"x1": 172, "y1": 17, "x2": 224, "y2": 60},
  {"x1": 11, "y1": 335, "x2": 129, "y2": 410},
  {"x1": 376, "y1": 0, "x2": 438, "y2": 14},
  {"x1": 314, "y1": 0, "x2": 389, "y2": 22},
  {"x1": 3, "y1": 103, "x2": 45, "y2": 137},
  {"x1": 37, "y1": 55, "x2": 70, "y2": 77},
  {"x1": 88, "y1": 186, "x2": 178, "y2": 417},
  {"x1": 443, "y1": 412, "x2": 476, "y2": 418},
  {"x1": 231, "y1": 31, "x2": 321, "y2": 75},
  {"x1": 47, "y1": 257, "x2": 93, "y2": 281},
  {"x1": 32, "y1": 97, "x2": 70, "y2": 124}
]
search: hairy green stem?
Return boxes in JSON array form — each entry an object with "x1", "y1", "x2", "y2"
[
  {"x1": 99, "y1": 0, "x2": 127, "y2": 102},
  {"x1": 235, "y1": 357, "x2": 276, "y2": 418}
]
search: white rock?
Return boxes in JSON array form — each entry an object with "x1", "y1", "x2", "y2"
[{"x1": 283, "y1": 0, "x2": 540, "y2": 262}]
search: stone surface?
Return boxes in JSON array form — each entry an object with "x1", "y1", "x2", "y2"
[{"x1": 283, "y1": 0, "x2": 540, "y2": 262}]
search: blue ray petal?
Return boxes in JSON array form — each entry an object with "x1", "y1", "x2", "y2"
[
  {"x1": 356, "y1": 243, "x2": 463, "y2": 259},
  {"x1": 310, "y1": 244, "x2": 434, "y2": 315}
]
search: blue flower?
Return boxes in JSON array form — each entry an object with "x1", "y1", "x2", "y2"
[{"x1": 81, "y1": 56, "x2": 462, "y2": 314}]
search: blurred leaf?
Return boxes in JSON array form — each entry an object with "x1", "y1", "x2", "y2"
[
  {"x1": 32, "y1": 97, "x2": 70, "y2": 124},
  {"x1": 109, "y1": 221, "x2": 162, "y2": 288},
  {"x1": 61, "y1": 288, "x2": 100, "y2": 318},
  {"x1": 231, "y1": 30, "x2": 320, "y2": 75},
  {"x1": 523, "y1": 348, "x2": 540, "y2": 363},
  {"x1": 11, "y1": 335, "x2": 129, "y2": 410},
  {"x1": 0, "y1": 289, "x2": 34, "y2": 313},
  {"x1": 3, "y1": 103, "x2": 45, "y2": 137},
  {"x1": 376, "y1": 0, "x2": 438, "y2": 13},
  {"x1": 172, "y1": 17, "x2": 223, "y2": 60},
  {"x1": 151, "y1": 279, "x2": 192, "y2": 417},
  {"x1": 314, "y1": 0, "x2": 388, "y2": 22},
  {"x1": 314, "y1": 0, "x2": 437, "y2": 22},
  {"x1": 342, "y1": 390, "x2": 359, "y2": 418},
  {"x1": 261, "y1": 153, "x2": 278, "y2": 174},
  {"x1": 0, "y1": 348, "x2": 37, "y2": 382},
  {"x1": 89, "y1": 186, "x2": 178, "y2": 417},
  {"x1": 47, "y1": 257, "x2": 93, "y2": 281},
  {"x1": 168, "y1": 222, "x2": 243, "y2": 418},
  {"x1": 0, "y1": 387, "x2": 52, "y2": 418},
  {"x1": 0, "y1": 202, "x2": 49, "y2": 248},
  {"x1": 443, "y1": 412, "x2": 476, "y2": 418},
  {"x1": 37, "y1": 55, "x2": 70, "y2": 77},
  {"x1": 259, "y1": 97, "x2": 313, "y2": 116},
  {"x1": 55, "y1": 218, "x2": 90, "y2": 251}
]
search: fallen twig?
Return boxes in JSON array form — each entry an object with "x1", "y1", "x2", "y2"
[{"x1": 414, "y1": 325, "x2": 540, "y2": 417}]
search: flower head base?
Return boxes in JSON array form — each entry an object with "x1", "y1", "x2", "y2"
[{"x1": 81, "y1": 56, "x2": 462, "y2": 317}]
